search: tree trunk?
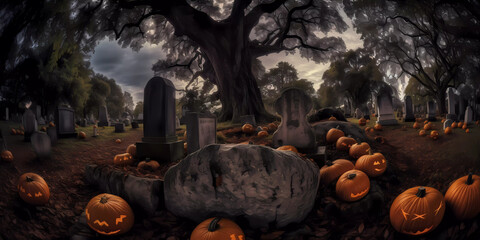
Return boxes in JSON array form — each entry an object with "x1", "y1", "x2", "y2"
[{"x1": 435, "y1": 89, "x2": 447, "y2": 115}]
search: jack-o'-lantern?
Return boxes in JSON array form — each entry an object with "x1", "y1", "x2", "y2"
[
  {"x1": 261, "y1": 126, "x2": 269, "y2": 132},
  {"x1": 268, "y1": 123, "x2": 277, "y2": 131},
  {"x1": 78, "y1": 131, "x2": 86, "y2": 139},
  {"x1": 355, "y1": 152, "x2": 387, "y2": 177},
  {"x1": 10, "y1": 128, "x2": 17, "y2": 135},
  {"x1": 326, "y1": 128, "x2": 344, "y2": 144},
  {"x1": 424, "y1": 120, "x2": 428, "y2": 124},
  {"x1": 137, "y1": 158, "x2": 160, "y2": 171},
  {"x1": 457, "y1": 121, "x2": 463, "y2": 127},
  {"x1": 466, "y1": 128, "x2": 470, "y2": 133},
  {"x1": 18, "y1": 130, "x2": 24, "y2": 135},
  {"x1": 190, "y1": 217, "x2": 245, "y2": 240},
  {"x1": 424, "y1": 122, "x2": 432, "y2": 130},
  {"x1": 358, "y1": 118, "x2": 367, "y2": 126},
  {"x1": 445, "y1": 173, "x2": 480, "y2": 220},
  {"x1": 126, "y1": 144, "x2": 136, "y2": 158},
  {"x1": 17, "y1": 173, "x2": 50, "y2": 205},
  {"x1": 390, "y1": 186, "x2": 445, "y2": 235},
  {"x1": 115, "y1": 139, "x2": 122, "y2": 144},
  {"x1": 451, "y1": 121, "x2": 457, "y2": 128},
  {"x1": 276, "y1": 145, "x2": 298, "y2": 153},
  {"x1": 476, "y1": 120, "x2": 479, "y2": 126},
  {"x1": 336, "y1": 170, "x2": 370, "y2": 202},
  {"x1": 319, "y1": 159, "x2": 354, "y2": 186},
  {"x1": 374, "y1": 123, "x2": 383, "y2": 131},
  {"x1": 241, "y1": 124, "x2": 255, "y2": 134},
  {"x1": 49, "y1": 122, "x2": 55, "y2": 127},
  {"x1": 328, "y1": 116, "x2": 337, "y2": 121},
  {"x1": 113, "y1": 153, "x2": 133, "y2": 166},
  {"x1": 85, "y1": 193, "x2": 134, "y2": 236},
  {"x1": 1, "y1": 150, "x2": 14, "y2": 162},
  {"x1": 419, "y1": 130, "x2": 427, "y2": 136},
  {"x1": 462, "y1": 123, "x2": 467, "y2": 129},
  {"x1": 40, "y1": 126, "x2": 47, "y2": 132},
  {"x1": 444, "y1": 127, "x2": 452, "y2": 135},
  {"x1": 257, "y1": 131, "x2": 268, "y2": 137},
  {"x1": 349, "y1": 142, "x2": 370, "y2": 159},
  {"x1": 430, "y1": 130, "x2": 439, "y2": 140},
  {"x1": 335, "y1": 137, "x2": 356, "y2": 151},
  {"x1": 413, "y1": 122, "x2": 420, "y2": 129}
]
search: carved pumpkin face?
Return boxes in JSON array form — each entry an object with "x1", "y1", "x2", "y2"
[
  {"x1": 466, "y1": 128, "x2": 470, "y2": 133},
  {"x1": 390, "y1": 186, "x2": 445, "y2": 235},
  {"x1": 257, "y1": 131, "x2": 268, "y2": 137},
  {"x1": 17, "y1": 173, "x2": 50, "y2": 205},
  {"x1": 241, "y1": 124, "x2": 255, "y2": 134},
  {"x1": 424, "y1": 122, "x2": 432, "y2": 130},
  {"x1": 1, "y1": 150, "x2": 14, "y2": 162},
  {"x1": 444, "y1": 127, "x2": 452, "y2": 135},
  {"x1": 462, "y1": 123, "x2": 467, "y2": 129},
  {"x1": 413, "y1": 122, "x2": 420, "y2": 129},
  {"x1": 113, "y1": 153, "x2": 133, "y2": 166},
  {"x1": 335, "y1": 137, "x2": 356, "y2": 151},
  {"x1": 85, "y1": 193, "x2": 134, "y2": 236},
  {"x1": 328, "y1": 116, "x2": 337, "y2": 121},
  {"x1": 319, "y1": 159, "x2": 354, "y2": 186},
  {"x1": 11, "y1": 128, "x2": 17, "y2": 135},
  {"x1": 358, "y1": 118, "x2": 366, "y2": 126},
  {"x1": 326, "y1": 128, "x2": 345, "y2": 144},
  {"x1": 126, "y1": 144, "x2": 136, "y2": 158},
  {"x1": 336, "y1": 170, "x2": 370, "y2": 202},
  {"x1": 355, "y1": 153, "x2": 387, "y2": 177},
  {"x1": 268, "y1": 123, "x2": 278, "y2": 131},
  {"x1": 445, "y1": 173, "x2": 480, "y2": 220},
  {"x1": 276, "y1": 145, "x2": 299, "y2": 153},
  {"x1": 430, "y1": 130, "x2": 439, "y2": 140},
  {"x1": 190, "y1": 217, "x2": 245, "y2": 240},
  {"x1": 49, "y1": 122, "x2": 55, "y2": 127},
  {"x1": 349, "y1": 142, "x2": 370, "y2": 159}
]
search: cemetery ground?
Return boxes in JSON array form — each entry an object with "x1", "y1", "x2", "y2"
[{"x1": 0, "y1": 118, "x2": 480, "y2": 239}]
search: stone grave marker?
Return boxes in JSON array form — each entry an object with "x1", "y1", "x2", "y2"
[
  {"x1": 344, "y1": 100, "x2": 351, "y2": 117},
  {"x1": 38, "y1": 116, "x2": 46, "y2": 125},
  {"x1": 403, "y1": 96, "x2": 415, "y2": 122},
  {"x1": 175, "y1": 116, "x2": 181, "y2": 129},
  {"x1": 272, "y1": 88, "x2": 316, "y2": 153},
  {"x1": 123, "y1": 119, "x2": 131, "y2": 126},
  {"x1": 239, "y1": 115, "x2": 256, "y2": 126},
  {"x1": 355, "y1": 108, "x2": 363, "y2": 119},
  {"x1": 5, "y1": 107, "x2": 8, "y2": 121},
  {"x1": 376, "y1": 92, "x2": 398, "y2": 125},
  {"x1": 186, "y1": 112, "x2": 216, "y2": 154},
  {"x1": 79, "y1": 118, "x2": 87, "y2": 127},
  {"x1": 55, "y1": 107, "x2": 76, "y2": 138},
  {"x1": 93, "y1": 125, "x2": 98, "y2": 137},
  {"x1": 98, "y1": 106, "x2": 110, "y2": 127},
  {"x1": 131, "y1": 121, "x2": 139, "y2": 129},
  {"x1": 31, "y1": 131, "x2": 51, "y2": 159},
  {"x1": 114, "y1": 123, "x2": 125, "y2": 133},
  {"x1": 136, "y1": 77, "x2": 184, "y2": 162},
  {"x1": 446, "y1": 87, "x2": 457, "y2": 120},
  {"x1": 22, "y1": 108, "x2": 38, "y2": 142},
  {"x1": 465, "y1": 106, "x2": 473, "y2": 124},
  {"x1": 444, "y1": 119, "x2": 453, "y2": 130},
  {"x1": 426, "y1": 101, "x2": 437, "y2": 121}
]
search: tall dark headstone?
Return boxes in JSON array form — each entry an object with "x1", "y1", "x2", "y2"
[
  {"x1": 403, "y1": 96, "x2": 415, "y2": 122},
  {"x1": 376, "y1": 91, "x2": 398, "y2": 125},
  {"x1": 446, "y1": 87, "x2": 457, "y2": 121},
  {"x1": 186, "y1": 112, "x2": 216, "y2": 154},
  {"x1": 55, "y1": 107, "x2": 76, "y2": 138},
  {"x1": 426, "y1": 101, "x2": 437, "y2": 121},
  {"x1": 136, "y1": 77, "x2": 184, "y2": 162},
  {"x1": 98, "y1": 106, "x2": 110, "y2": 127},
  {"x1": 22, "y1": 109, "x2": 38, "y2": 142}
]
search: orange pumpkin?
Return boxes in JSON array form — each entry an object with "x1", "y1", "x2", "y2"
[
  {"x1": 476, "y1": 120, "x2": 479, "y2": 126},
  {"x1": 137, "y1": 158, "x2": 160, "y2": 171},
  {"x1": 335, "y1": 137, "x2": 356, "y2": 151},
  {"x1": 49, "y1": 122, "x2": 55, "y2": 127},
  {"x1": 78, "y1": 131, "x2": 86, "y2": 139},
  {"x1": 126, "y1": 144, "x2": 136, "y2": 158},
  {"x1": 10, "y1": 128, "x2": 17, "y2": 135},
  {"x1": 190, "y1": 217, "x2": 245, "y2": 240},
  {"x1": 1, "y1": 150, "x2": 14, "y2": 162},
  {"x1": 184, "y1": 142, "x2": 188, "y2": 152},
  {"x1": 430, "y1": 130, "x2": 439, "y2": 140},
  {"x1": 462, "y1": 123, "x2": 467, "y2": 129},
  {"x1": 85, "y1": 193, "x2": 134, "y2": 236},
  {"x1": 349, "y1": 142, "x2": 370, "y2": 159},
  {"x1": 355, "y1": 153, "x2": 387, "y2": 177},
  {"x1": 261, "y1": 126, "x2": 269, "y2": 132},
  {"x1": 17, "y1": 173, "x2": 50, "y2": 205},
  {"x1": 328, "y1": 116, "x2": 337, "y2": 121},
  {"x1": 326, "y1": 128, "x2": 345, "y2": 144},
  {"x1": 466, "y1": 128, "x2": 470, "y2": 133},
  {"x1": 358, "y1": 118, "x2": 367, "y2": 126},
  {"x1": 389, "y1": 186, "x2": 445, "y2": 235},
  {"x1": 40, "y1": 126, "x2": 47, "y2": 132},
  {"x1": 374, "y1": 123, "x2": 382, "y2": 131},
  {"x1": 413, "y1": 122, "x2": 420, "y2": 129},
  {"x1": 113, "y1": 153, "x2": 133, "y2": 166},
  {"x1": 276, "y1": 145, "x2": 299, "y2": 153},
  {"x1": 365, "y1": 127, "x2": 371, "y2": 132},
  {"x1": 441, "y1": 118, "x2": 445, "y2": 123},
  {"x1": 424, "y1": 120, "x2": 428, "y2": 124},
  {"x1": 336, "y1": 170, "x2": 370, "y2": 202},
  {"x1": 267, "y1": 123, "x2": 278, "y2": 131},
  {"x1": 241, "y1": 124, "x2": 255, "y2": 134},
  {"x1": 451, "y1": 121, "x2": 457, "y2": 128},
  {"x1": 444, "y1": 127, "x2": 452, "y2": 135},
  {"x1": 444, "y1": 173, "x2": 480, "y2": 220},
  {"x1": 115, "y1": 139, "x2": 122, "y2": 144},
  {"x1": 319, "y1": 159, "x2": 354, "y2": 186},
  {"x1": 257, "y1": 131, "x2": 268, "y2": 137},
  {"x1": 423, "y1": 122, "x2": 432, "y2": 130},
  {"x1": 419, "y1": 130, "x2": 427, "y2": 136}
]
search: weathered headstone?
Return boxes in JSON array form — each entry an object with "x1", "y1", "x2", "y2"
[
  {"x1": 446, "y1": 87, "x2": 457, "y2": 120},
  {"x1": 92, "y1": 126, "x2": 98, "y2": 137},
  {"x1": 239, "y1": 115, "x2": 256, "y2": 126},
  {"x1": 175, "y1": 116, "x2": 181, "y2": 129},
  {"x1": 114, "y1": 123, "x2": 125, "y2": 133},
  {"x1": 344, "y1": 100, "x2": 351, "y2": 118},
  {"x1": 22, "y1": 109, "x2": 38, "y2": 142},
  {"x1": 46, "y1": 127, "x2": 57, "y2": 145},
  {"x1": 444, "y1": 119, "x2": 453, "y2": 130},
  {"x1": 186, "y1": 112, "x2": 216, "y2": 154},
  {"x1": 131, "y1": 121, "x2": 139, "y2": 129},
  {"x1": 123, "y1": 119, "x2": 131, "y2": 126},
  {"x1": 55, "y1": 107, "x2": 76, "y2": 138},
  {"x1": 426, "y1": 101, "x2": 437, "y2": 121},
  {"x1": 354, "y1": 108, "x2": 363, "y2": 119},
  {"x1": 79, "y1": 118, "x2": 87, "y2": 127},
  {"x1": 403, "y1": 96, "x2": 415, "y2": 122},
  {"x1": 136, "y1": 77, "x2": 184, "y2": 162},
  {"x1": 38, "y1": 116, "x2": 46, "y2": 125},
  {"x1": 376, "y1": 92, "x2": 398, "y2": 125},
  {"x1": 98, "y1": 106, "x2": 110, "y2": 127},
  {"x1": 272, "y1": 88, "x2": 316, "y2": 153},
  {"x1": 465, "y1": 106, "x2": 473, "y2": 124},
  {"x1": 31, "y1": 131, "x2": 51, "y2": 159}
]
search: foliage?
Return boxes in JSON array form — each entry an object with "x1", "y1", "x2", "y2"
[
  {"x1": 133, "y1": 101, "x2": 143, "y2": 118},
  {"x1": 123, "y1": 91, "x2": 134, "y2": 113}
]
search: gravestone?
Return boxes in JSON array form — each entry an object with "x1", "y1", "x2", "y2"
[
  {"x1": 175, "y1": 116, "x2": 181, "y2": 129},
  {"x1": 46, "y1": 127, "x2": 57, "y2": 145},
  {"x1": 0, "y1": 130, "x2": 8, "y2": 151},
  {"x1": 465, "y1": 106, "x2": 473, "y2": 124},
  {"x1": 186, "y1": 112, "x2": 216, "y2": 154},
  {"x1": 376, "y1": 92, "x2": 398, "y2": 125},
  {"x1": 31, "y1": 131, "x2": 51, "y2": 159},
  {"x1": 22, "y1": 109, "x2": 38, "y2": 142},
  {"x1": 114, "y1": 123, "x2": 125, "y2": 133},
  {"x1": 79, "y1": 118, "x2": 87, "y2": 127},
  {"x1": 239, "y1": 115, "x2": 256, "y2": 126},
  {"x1": 136, "y1": 77, "x2": 184, "y2": 162},
  {"x1": 272, "y1": 88, "x2": 316, "y2": 153},
  {"x1": 403, "y1": 96, "x2": 415, "y2": 122},
  {"x1": 123, "y1": 119, "x2": 131, "y2": 126},
  {"x1": 354, "y1": 108, "x2": 363, "y2": 119},
  {"x1": 93, "y1": 126, "x2": 98, "y2": 137},
  {"x1": 48, "y1": 114, "x2": 54, "y2": 122},
  {"x1": 446, "y1": 88, "x2": 457, "y2": 120},
  {"x1": 426, "y1": 101, "x2": 437, "y2": 121},
  {"x1": 179, "y1": 105, "x2": 191, "y2": 125},
  {"x1": 38, "y1": 116, "x2": 46, "y2": 125},
  {"x1": 131, "y1": 121, "x2": 139, "y2": 129},
  {"x1": 55, "y1": 107, "x2": 76, "y2": 138},
  {"x1": 98, "y1": 106, "x2": 110, "y2": 127},
  {"x1": 344, "y1": 100, "x2": 351, "y2": 118},
  {"x1": 444, "y1": 119, "x2": 453, "y2": 130}
]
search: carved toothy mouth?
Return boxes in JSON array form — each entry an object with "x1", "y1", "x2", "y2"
[
  {"x1": 374, "y1": 168, "x2": 384, "y2": 172},
  {"x1": 350, "y1": 188, "x2": 369, "y2": 198},
  {"x1": 404, "y1": 226, "x2": 433, "y2": 235},
  {"x1": 93, "y1": 229, "x2": 121, "y2": 235}
]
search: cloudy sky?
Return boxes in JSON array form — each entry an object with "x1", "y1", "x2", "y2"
[{"x1": 89, "y1": 8, "x2": 363, "y2": 104}]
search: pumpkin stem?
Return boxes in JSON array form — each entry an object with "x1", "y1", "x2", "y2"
[
  {"x1": 25, "y1": 176, "x2": 33, "y2": 182},
  {"x1": 347, "y1": 173, "x2": 356, "y2": 179},
  {"x1": 466, "y1": 173, "x2": 473, "y2": 185},
  {"x1": 416, "y1": 187, "x2": 426, "y2": 198},
  {"x1": 208, "y1": 217, "x2": 222, "y2": 232},
  {"x1": 100, "y1": 195, "x2": 108, "y2": 204}
]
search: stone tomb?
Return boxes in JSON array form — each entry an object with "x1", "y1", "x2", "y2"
[
  {"x1": 272, "y1": 88, "x2": 316, "y2": 153},
  {"x1": 403, "y1": 96, "x2": 415, "y2": 122},
  {"x1": 136, "y1": 77, "x2": 184, "y2": 162},
  {"x1": 376, "y1": 92, "x2": 398, "y2": 125},
  {"x1": 446, "y1": 87, "x2": 457, "y2": 121},
  {"x1": 22, "y1": 108, "x2": 38, "y2": 142},
  {"x1": 186, "y1": 112, "x2": 216, "y2": 154},
  {"x1": 98, "y1": 106, "x2": 110, "y2": 127},
  {"x1": 426, "y1": 101, "x2": 437, "y2": 121},
  {"x1": 55, "y1": 107, "x2": 76, "y2": 138},
  {"x1": 465, "y1": 106, "x2": 473, "y2": 124}
]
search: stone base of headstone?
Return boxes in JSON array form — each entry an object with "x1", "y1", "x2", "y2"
[
  {"x1": 443, "y1": 119, "x2": 453, "y2": 130},
  {"x1": 131, "y1": 122, "x2": 139, "y2": 129},
  {"x1": 114, "y1": 123, "x2": 125, "y2": 133},
  {"x1": 376, "y1": 115, "x2": 398, "y2": 125},
  {"x1": 238, "y1": 115, "x2": 256, "y2": 126},
  {"x1": 136, "y1": 140, "x2": 184, "y2": 162},
  {"x1": 46, "y1": 127, "x2": 57, "y2": 145},
  {"x1": 98, "y1": 121, "x2": 109, "y2": 127}
]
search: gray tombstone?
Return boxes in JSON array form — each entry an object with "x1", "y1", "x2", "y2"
[
  {"x1": 354, "y1": 108, "x2": 363, "y2": 119},
  {"x1": 136, "y1": 77, "x2": 184, "y2": 162},
  {"x1": 465, "y1": 106, "x2": 473, "y2": 124},
  {"x1": 403, "y1": 96, "x2": 415, "y2": 122},
  {"x1": 444, "y1": 119, "x2": 453, "y2": 130},
  {"x1": 38, "y1": 116, "x2": 46, "y2": 125},
  {"x1": 22, "y1": 109, "x2": 38, "y2": 142},
  {"x1": 31, "y1": 131, "x2": 51, "y2": 159},
  {"x1": 186, "y1": 112, "x2": 217, "y2": 154},
  {"x1": 426, "y1": 101, "x2": 437, "y2": 121},
  {"x1": 93, "y1": 126, "x2": 98, "y2": 137},
  {"x1": 175, "y1": 116, "x2": 181, "y2": 129},
  {"x1": 46, "y1": 127, "x2": 57, "y2": 145},
  {"x1": 48, "y1": 114, "x2": 54, "y2": 122},
  {"x1": 98, "y1": 106, "x2": 110, "y2": 127},
  {"x1": 239, "y1": 115, "x2": 256, "y2": 126},
  {"x1": 55, "y1": 107, "x2": 76, "y2": 138},
  {"x1": 446, "y1": 87, "x2": 457, "y2": 120},
  {"x1": 272, "y1": 88, "x2": 316, "y2": 153},
  {"x1": 131, "y1": 121, "x2": 139, "y2": 129},
  {"x1": 79, "y1": 118, "x2": 87, "y2": 127},
  {"x1": 114, "y1": 123, "x2": 125, "y2": 133},
  {"x1": 344, "y1": 100, "x2": 351, "y2": 118},
  {"x1": 376, "y1": 92, "x2": 398, "y2": 125}
]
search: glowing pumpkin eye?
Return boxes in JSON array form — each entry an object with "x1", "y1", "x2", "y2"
[
  {"x1": 116, "y1": 215, "x2": 127, "y2": 225},
  {"x1": 35, "y1": 192, "x2": 43, "y2": 197},
  {"x1": 373, "y1": 161, "x2": 380, "y2": 165},
  {"x1": 342, "y1": 143, "x2": 346, "y2": 146},
  {"x1": 382, "y1": 159, "x2": 385, "y2": 163}
]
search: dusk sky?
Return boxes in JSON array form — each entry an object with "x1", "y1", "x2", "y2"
[{"x1": 89, "y1": 9, "x2": 363, "y2": 104}]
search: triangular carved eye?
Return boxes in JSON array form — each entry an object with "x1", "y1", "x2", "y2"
[
  {"x1": 342, "y1": 143, "x2": 346, "y2": 146},
  {"x1": 35, "y1": 192, "x2": 43, "y2": 197},
  {"x1": 382, "y1": 159, "x2": 386, "y2": 163},
  {"x1": 373, "y1": 161, "x2": 380, "y2": 165}
]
